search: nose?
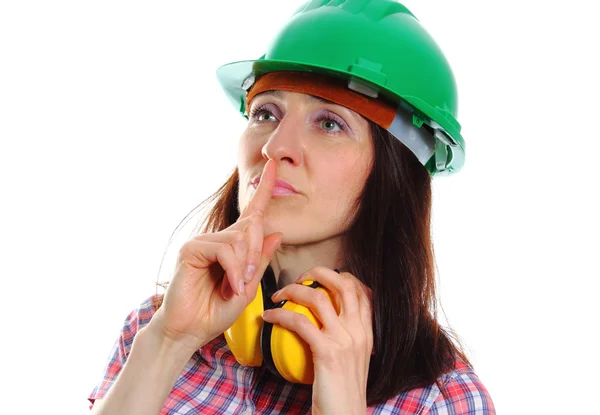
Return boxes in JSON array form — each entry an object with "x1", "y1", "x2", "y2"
[{"x1": 261, "y1": 113, "x2": 303, "y2": 166}]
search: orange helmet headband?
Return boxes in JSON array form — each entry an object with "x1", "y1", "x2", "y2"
[{"x1": 245, "y1": 71, "x2": 435, "y2": 165}]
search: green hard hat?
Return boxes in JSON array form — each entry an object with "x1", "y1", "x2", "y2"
[{"x1": 217, "y1": 0, "x2": 464, "y2": 175}]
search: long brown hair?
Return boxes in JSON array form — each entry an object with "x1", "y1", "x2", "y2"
[{"x1": 157, "y1": 121, "x2": 470, "y2": 405}]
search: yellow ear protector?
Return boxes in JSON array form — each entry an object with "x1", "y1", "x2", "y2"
[{"x1": 224, "y1": 267, "x2": 337, "y2": 384}]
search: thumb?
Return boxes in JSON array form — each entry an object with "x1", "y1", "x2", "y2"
[
  {"x1": 241, "y1": 233, "x2": 282, "y2": 303},
  {"x1": 245, "y1": 232, "x2": 282, "y2": 293},
  {"x1": 261, "y1": 232, "x2": 283, "y2": 262}
]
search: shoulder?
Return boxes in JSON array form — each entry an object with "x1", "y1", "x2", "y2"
[
  {"x1": 428, "y1": 359, "x2": 495, "y2": 414},
  {"x1": 369, "y1": 360, "x2": 495, "y2": 415}
]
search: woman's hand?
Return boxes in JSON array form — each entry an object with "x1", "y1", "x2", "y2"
[
  {"x1": 149, "y1": 160, "x2": 282, "y2": 354},
  {"x1": 262, "y1": 266, "x2": 373, "y2": 415}
]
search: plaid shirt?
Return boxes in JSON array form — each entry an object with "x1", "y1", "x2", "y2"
[{"x1": 89, "y1": 296, "x2": 495, "y2": 414}]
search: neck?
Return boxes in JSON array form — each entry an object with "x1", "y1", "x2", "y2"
[{"x1": 268, "y1": 236, "x2": 346, "y2": 289}]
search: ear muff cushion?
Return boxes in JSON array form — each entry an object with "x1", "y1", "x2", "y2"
[
  {"x1": 262, "y1": 282, "x2": 333, "y2": 384},
  {"x1": 224, "y1": 282, "x2": 265, "y2": 366},
  {"x1": 271, "y1": 298, "x2": 320, "y2": 384},
  {"x1": 225, "y1": 267, "x2": 280, "y2": 366}
]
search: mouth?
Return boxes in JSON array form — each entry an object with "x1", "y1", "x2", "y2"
[{"x1": 251, "y1": 177, "x2": 299, "y2": 196}]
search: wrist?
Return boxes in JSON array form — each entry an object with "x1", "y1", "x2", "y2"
[
  {"x1": 146, "y1": 307, "x2": 209, "y2": 354},
  {"x1": 141, "y1": 319, "x2": 204, "y2": 362}
]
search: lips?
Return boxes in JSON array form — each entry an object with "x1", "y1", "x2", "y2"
[{"x1": 251, "y1": 177, "x2": 299, "y2": 195}]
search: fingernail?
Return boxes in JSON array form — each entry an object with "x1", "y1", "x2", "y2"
[
  {"x1": 238, "y1": 281, "x2": 245, "y2": 296},
  {"x1": 295, "y1": 273, "x2": 305, "y2": 282},
  {"x1": 262, "y1": 310, "x2": 271, "y2": 320},
  {"x1": 244, "y1": 265, "x2": 256, "y2": 282}
]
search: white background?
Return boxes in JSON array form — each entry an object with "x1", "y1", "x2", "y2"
[{"x1": 1, "y1": 1, "x2": 598, "y2": 414}]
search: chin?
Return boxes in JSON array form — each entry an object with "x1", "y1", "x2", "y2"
[{"x1": 263, "y1": 216, "x2": 343, "y2": 246}]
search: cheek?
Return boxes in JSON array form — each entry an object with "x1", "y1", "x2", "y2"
[
  {"x1": 237, "y1": 133, "x2": 263, "y2": 211},
  {"x1": 313, "y1": 153, "x2": 372, "y2": 205},
  {"x1": 236, "y1": 151, "x2": 250, "y2": 214},
  {"x1": 237, "y1": 134, "x2": 253, "y2": 168}
]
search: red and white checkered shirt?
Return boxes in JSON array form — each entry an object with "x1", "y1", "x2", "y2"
[{"x1": 89, "y1": 296, "x2": 495, "y2": 414}]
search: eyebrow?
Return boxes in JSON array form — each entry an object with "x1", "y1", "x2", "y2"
[
  {"x1": 307, "y1": 95, "x2": 335, "y2": 105},
  {"x1": 252, "y1": 90, "x2": 362, "y2": 136},
  {"x1": 253, "y1": 90, "x2": 335, "y2": 106}
]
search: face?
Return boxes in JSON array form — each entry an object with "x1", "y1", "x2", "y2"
[{"x1": 237, "y1": 89, "x2": 374, "y2": 246}]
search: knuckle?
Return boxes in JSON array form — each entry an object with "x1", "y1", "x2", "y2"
[
  {"x1": 178, "y1": 241, "x2": 194, "y2": 257},
  {"x1": 217, "y1": 243, "x2": 232, "y2": 257},
  {"x1": 292, "y1": 312, "x2": 311, "y2": 328},
  {"x1": 319, "y1": 346, "x2": 337, "y2": 361},
  {"x1": 313, "y1": 290, "x2": 329, "y2": 306},
  {"x1": 366, "y1": 329, "x2": 374, "y2": 344},
  {"x1": 341, "y1": 271, "x2": 358, "y2": 284},
  {"x1": 356, "y1": 333, "x2": 368, "y2": 349},
  {"x1": 247, "y1": 248, "x2": 261, "y2": 258},
  {"x1": 312, "y1": 265, "x2": 327, "y2": 274},
  {"x1": 363, "y1": 305, "x2": 373, "y2": 320},
  {"x1": 340, "y1": 279, "x2": 356, "y2": 295},
  {"x1": 340, "y1": 334, "x2": 355, "y2": 351},
  {"x1": 250, "y1": 213, "x2": 263, "y2": 224},
  {"x1": 231, "y1": 230, "x2": 245, "y2": 244},
  {"x1": 191, "y1": 231, "x2": 210, "y2": 241}
]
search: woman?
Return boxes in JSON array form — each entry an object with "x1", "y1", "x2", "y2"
[{"x1": 89, "y1": 1, "x2": 494, "y2": 413}]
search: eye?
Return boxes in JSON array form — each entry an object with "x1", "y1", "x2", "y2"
[
  {"x1": 319, "y1": 119, "x2": 342, "y2": 132},
  {"x1": 258, "y1": 111, "x2": 277, "y2": 122},
  {"x1": 249, "y1": 104, "x2": 278, "y2": 123},
  {"x1": 314, "y1": 111, "x2": 348, "y2": 135}
]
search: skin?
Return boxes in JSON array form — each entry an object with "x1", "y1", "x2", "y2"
[
  {"x1": 238, "y1": 90, "x2": 374, "y2": 287},
  {"x1": 240, "y1": 91, "x2": 375, "y2": 414},
  {"x1": 91, "y1": 90, "x2": 374, "y2": 415}
]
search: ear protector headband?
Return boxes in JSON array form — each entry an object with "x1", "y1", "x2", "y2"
[{"x1": 224, "y1": 267, "x2": 337, "y2": 384}]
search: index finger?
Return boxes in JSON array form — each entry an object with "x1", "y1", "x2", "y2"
[
  {"x1": 297, "y1": 266, "x2": 363, "y2": 316},
  {"x1": 240, "y1": 159, "x2": 277, "y2": 219}
]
